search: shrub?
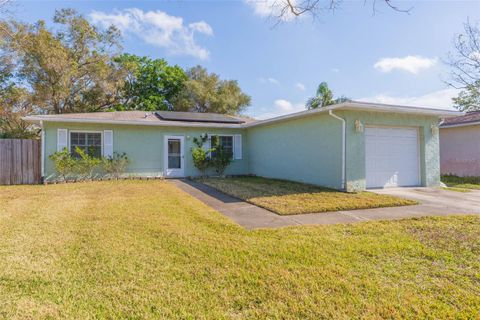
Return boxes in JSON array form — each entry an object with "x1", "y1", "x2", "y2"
[
  {"x1": 49, "y1": 148, "x2": 75, "y2": 181},
  {"x1": 192, "y1": 134, "x2": 211, "y2": 177},
  {"x1": 210, "y1": 143, "x2": 232, "y2": 177},
  {"x1": 102, "y1": 152, "x2": 130, "y2": 178},
  {"x1": 73, "y1": 147, "x2": 102, "y2": 180}
]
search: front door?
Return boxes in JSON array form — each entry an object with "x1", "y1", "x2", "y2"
[{"x1": 164, "y1": 136, "x2": 185, "y2": 178}]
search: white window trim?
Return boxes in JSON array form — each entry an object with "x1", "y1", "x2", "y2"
[
  {"x1": 68, "y1": 130, "x2": 103, "y2": 156},
  {"x1": 208, "y1": 133, "x2": 235, "y2": 159}
]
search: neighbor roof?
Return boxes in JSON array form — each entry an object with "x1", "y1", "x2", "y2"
[
  {"x1": 23, "y1": 101, "x2": 462, "y2": 128},
  {"x1": 441, "y1": 111, "x2": 480, "y2": 128}
]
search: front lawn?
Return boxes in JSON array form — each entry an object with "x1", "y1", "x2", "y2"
[
  {"x1": 199, "y1": 176, "x2": 417, "y2": 215},
  {"x1": 0, "y1": 180, "x2": 479, "y2": 319},
  {"x1": 442, "y1": 174, "x2": 480, "y2": 190}
]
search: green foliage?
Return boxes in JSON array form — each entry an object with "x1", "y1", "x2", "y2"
[
  {"x1": 442, "y1": 174, "x2": 480, "y2": 190},
  {"x1": 446, "y1": 20, "x2": 480, "y2": 111},
  {"x1": 306, "y1": 82, "x2": 334, "y2": 109},
  {"x1": 210, "y1": 136, "x2": 233, "y2": 176},
  {"x1": 172, "y1": 65, "x2": 251, "y2": 115},
  {"x1": 102, "y1": 152, "x2": 130, "y2": 178},
  {"x1": 453, "y1": 80, "x2": 480, "y2": 112},
  {"x1": 48, "y1": 148, "x2": 75, "y2": 180},
  {"x1": 306, "y1": 82, "x2": 349, "y2": 109},
  {"x1": 49, "y1": 147, "x2": 105, "y2": 180},
  {"x1": 0, "y1": 8, "x2": 123, "y2": 114},
  {"x1": 191, "y1": 133, "x2": 211, "y2": 177},
  {"x1": 113, "y1": 54, "x2": 187, "y2": 111},
  {"x1": 72, "y1": 147, "x2": 102, "y2": 179}
]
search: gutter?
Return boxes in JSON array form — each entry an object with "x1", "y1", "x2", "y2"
[{"x1": 328, "y1": 110, "x2": 346, "y2": 190}]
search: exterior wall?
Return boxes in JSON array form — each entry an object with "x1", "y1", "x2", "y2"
[
  {"x1": 246, "y1": 113, "x2": 343, "y2": 189},
  {"x1": 440, "y1": 125, "x2": 480, "y2": 177},
  {"x1": 42, "y1": 110, "x2": 443, "y2": 191},
  {"x1": 43, "y1": 122, "x2": 248, "y2": 180},
  {"x1": 336, "y1": 111, "x2": 441, "y2": 191}
]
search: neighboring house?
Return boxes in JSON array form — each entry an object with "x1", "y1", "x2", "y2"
[
  {"x1": 440, "y1": 111, "x2": 480, "y2": 177},
  {"x1": 24, "y1": 101, "x2": 460, "y2": 191}
]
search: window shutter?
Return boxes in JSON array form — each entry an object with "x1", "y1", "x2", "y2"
[
  {"x1": 103, "y1": 130, "x2": 113, "y2": 158},
  {"x1": 234, "y1": 134, "x2": 242, "y2": 160},
  {"x1": 57, "y1": 129, "x2": 68, "y2": 152}
]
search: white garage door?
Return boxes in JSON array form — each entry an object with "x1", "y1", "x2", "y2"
[{"x1": 365, "y1": 127, "x2": 420, "y2": 188}]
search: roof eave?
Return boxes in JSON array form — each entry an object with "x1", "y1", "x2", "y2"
[
  {"x1": 244, "y1": 102, "x2": 463, "y2": 128},
  {"x1": 21, "y1": 116, "x2": 244, "y2": 129},
  {"x1": 440, "y1": 121, "x2": 480, "y2": 128}
]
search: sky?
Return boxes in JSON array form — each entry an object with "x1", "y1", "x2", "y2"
[{"x1": 10, "y1": 0, "x2": 480, "y2": 119}]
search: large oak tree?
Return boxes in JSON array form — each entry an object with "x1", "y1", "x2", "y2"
[{"x1": 0, "y1": 9, "x2": 124, "y2": 115}]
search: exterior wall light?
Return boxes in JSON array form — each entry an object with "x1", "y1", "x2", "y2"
[{"x1": 355, "y1": 120, "x2": 364, "y2": 133}]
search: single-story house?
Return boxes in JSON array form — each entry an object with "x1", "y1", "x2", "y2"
[
  {"x1": 440, "y1": 111, "x2": 480, "y2": 177},
  {"x1": 24, "y1": 101, "x2": 460, "y2": 191}
]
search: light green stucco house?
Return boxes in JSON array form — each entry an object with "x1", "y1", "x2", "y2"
[{"x1": 24, "y1": 101, "x2": 460, "y2": 191}]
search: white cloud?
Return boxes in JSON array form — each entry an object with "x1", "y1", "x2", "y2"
[
  {"x1": 259, "y1": 77, "x2": 280, "y2": 85},
  {"x1": 374, "y1": 55, "x2": 437, "y2": 74},
  {"x1": 253, "y1": 99, "x2": 305, "y2": 119},
  {"x1": 358, "y1": 88, "x2": 460, "y2": 110},
  {"x1": 89, "y1": 8, "x2": 213, "y2": 60},
  {"x1": 268, "y1": 77, "x2": 279, "y2": 84},
  {"x1": 274, "y1": 99, "x2": 294, "y2": 111},
  {"x1": 245, "y1": 0, "x2": 298, "y2": 21},
  {"x1": 295, "y1": 82, "x2": 306, "y2": 91}
]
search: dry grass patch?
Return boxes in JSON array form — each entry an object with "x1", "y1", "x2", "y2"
[
  {"x1": 0, "y1": 180, "x2": 478, "y2": 319},
  {"x1": 199, "y1": 176, "x2": 417, "y2": 215}
]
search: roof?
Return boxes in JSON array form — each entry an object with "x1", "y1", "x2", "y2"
[
  {"x1": 441, "y1": 111, "x2": 480, "y2": 128},
  {"x1": 23, "y1": 101, "x2": 462, "y2": 129},
  {"x1": 244, "y1": 100, "x2": 462, "y2": 128},
  {"x1": 23, "y1": 111, "x2": 254, "y2": 129},
  {"x1": 155, "y1": 111, "x2": 245, "y2": 124}
]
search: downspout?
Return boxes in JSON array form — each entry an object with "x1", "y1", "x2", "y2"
[
  {"x1": 40, "y1": 120, "x2": 45, "y2": 181},
  {"x1": 328, "y1": 110, "x2": 346, "y2": 190}
]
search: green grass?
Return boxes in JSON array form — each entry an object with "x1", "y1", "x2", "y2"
[
  {"x1": 442, "y1": 175, "x2": 480, "y2": 190},
  {"x1": 0, "y1": 180, "x2": 479, "y2": 319},
  {"x1": 199, "y1": 176, "x2": 417, "y2": 215}
]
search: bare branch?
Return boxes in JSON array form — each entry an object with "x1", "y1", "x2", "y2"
[{"x1": 268, "y1": 0, "x2": 411, "y2": 23}]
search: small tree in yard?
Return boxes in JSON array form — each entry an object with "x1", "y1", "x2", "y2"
[
  {"x1": 49, "y1": 148, "x2": 75, "y2": 181},
  {"x1": 191, "y1": 134, "x2": 211, "y2": 177},
  {"x1": 73, "y1": 147, "x2": 101, "y2": 180},
  {"x1": 210, "y1": 137, "x2": 232, "y2": 177},
  {"x1": 102, "y1": 152, "x2": 130, "y2": 178}
]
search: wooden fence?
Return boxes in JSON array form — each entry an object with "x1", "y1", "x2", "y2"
[{"x1": 0, "y1": 139, "x2": 41, "y2": 185}]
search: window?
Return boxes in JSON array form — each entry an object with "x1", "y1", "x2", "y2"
[
  {"x1": 70, "y1": 132, "x2": 102, "y2": 158},
  {"x1": 211, "y1": 135, "x2": 233, "y2": 158}
]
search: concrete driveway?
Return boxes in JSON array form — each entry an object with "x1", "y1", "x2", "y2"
[
  {"x1": 372, "y1": 187, "x2": 480, "y2": 213},
  {"x1": 172, "y1": 180, "x2": 480, "y2": 230}
]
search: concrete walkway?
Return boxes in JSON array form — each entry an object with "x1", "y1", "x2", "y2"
[{"x1": 171, "y1": 179, "x2": 480, "y2": 230}]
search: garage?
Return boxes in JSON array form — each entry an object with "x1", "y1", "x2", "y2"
[{"x1": 365, "y1": 127, "x2": 420, "y2": 188}]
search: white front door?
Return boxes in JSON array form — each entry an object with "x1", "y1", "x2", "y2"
[
  {"x1": 365, "y1": 127, "x2": 420, "y2": 188},
  {"x1": 164, "y1": 136, "x2": 185, "y2": 178}
]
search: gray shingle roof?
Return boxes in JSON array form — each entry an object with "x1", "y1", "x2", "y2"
[
  {"x1": 155, "y1": 111, "x2": 246, "y2": 123},
  {"x1": 25, "y1": 111, "x2": 255, "y2": 125}
]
